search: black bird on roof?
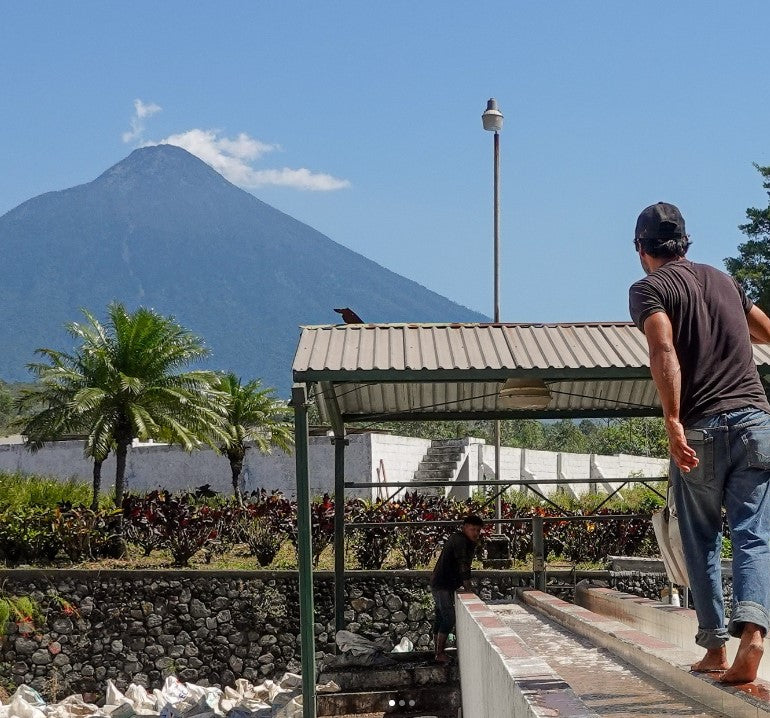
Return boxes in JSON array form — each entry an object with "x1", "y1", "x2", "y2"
[{"x1": 334, "y1": 307, "x2": 364, "y2": 324}]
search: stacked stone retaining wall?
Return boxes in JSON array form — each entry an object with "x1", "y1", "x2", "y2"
[{"x1": 0, "y1": 569, "x2": 729, "y2": 701}]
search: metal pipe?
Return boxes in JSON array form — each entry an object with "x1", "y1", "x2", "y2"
[
  {"x1": 343, "y1": 514, "x2": 651, "y2": 528},
  {"x1": 333, "y1": 436, "x2": 347, "y2": 634},
  {"x1": 493, "y1": 130, "x2": 500, "y2": 325},
  {"x1": 344, "y1": 478, "x2": 664, "y2": 487},
  {"x1": 532, "y1": 515, "x2": 546, "y2": 591},
  {"x1": 291, "y1": 385, "x2": 316, "y2": 718},
  {"x1": 493, "y1": 129, "x2": 502, "y2": 527}
]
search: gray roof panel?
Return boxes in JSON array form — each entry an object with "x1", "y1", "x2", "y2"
[{"x1": 293, "y1": 323, "x2": 770, "y2": 421}]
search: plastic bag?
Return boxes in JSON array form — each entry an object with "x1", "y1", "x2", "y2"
[
  {"x1": 391, "y1": 637, "x2": 414, "y2": 653},
  {"x1": 652, "y1": 485, "x2": 690, "y2": 587}
]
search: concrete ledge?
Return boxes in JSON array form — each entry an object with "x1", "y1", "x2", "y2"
[
  {"x1": 519, "y1": 588, "x2": 770, "y2": 718},
  {"x1": 455, "y1": 591, "x2": 598, "y2": 718},
  {"x1": 576, "y1": 585, "x2": 770, "y2": 683}
]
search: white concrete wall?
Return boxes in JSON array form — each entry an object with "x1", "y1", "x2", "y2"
[
  {"x1": 558, "y1": 452, "x2": 592, "y2": 497},
  {"x1": 0, "y1": 433, "x2": 669, "y2": 499},
  {"x1": 456, "y1": 594, "x2": 522, "y2": 718},
  {"x1": 456, "y1": 592, "x2": 591, "y2": 717},
  {"x1": 368, "y1": 434, "x2": 430, "y2": 500},
  {"x1": 0, "y1": 434, "x2": 373, "y2": 499},
  {"x1": 591, "y1": 453, "x2": 668, "y2": 493},
  {"x1": 478, "y1": 443, "x2": 521, "y2": 484}
]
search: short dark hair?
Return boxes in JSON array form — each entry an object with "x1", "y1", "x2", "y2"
[
  {"x1": 635, "y1": 235, "x2": 691, "y2": 259},
  {"x1": 463, "y1": 515, "x2": 484, "y2": 527}
]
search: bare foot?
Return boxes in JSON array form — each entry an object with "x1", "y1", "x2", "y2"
[
  {"x1": 722, "y1": 624, "x2": 764, "y2": 684},
  {"x1": 691, "y1": 646, "x2": 728, "y2": 673}
]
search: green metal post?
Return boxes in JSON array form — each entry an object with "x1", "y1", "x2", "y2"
[
  {"x1": 532, "y1": 516, "x2": 546, "y2": 592},
  {"x1": 334, "y1": 435, "x2": 348, "y2": 634},
  {"x1": 291, "y1": 384, "x2": 316, "y2": 718}
]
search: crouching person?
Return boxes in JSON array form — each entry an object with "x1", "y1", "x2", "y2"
[{"x1": 430, "y1": 514, "x2": 484, "y2": 664}]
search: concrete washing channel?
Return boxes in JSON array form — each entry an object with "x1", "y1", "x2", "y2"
[{"x1": 455, "y1": 587, "x2": 770, "y2": 717}]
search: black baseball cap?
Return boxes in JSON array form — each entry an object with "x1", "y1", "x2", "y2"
[{"x1": 635, "y1": 202, "x2": 686, "y2": 241}]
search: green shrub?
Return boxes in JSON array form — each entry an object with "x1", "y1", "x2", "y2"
[
  {"x1": 53, "y1": 506, "x2": 123, "y2": 561},
  {"x1": 0, "y1": 507, "x2": 61, "y2": 564},
  {"x1": 0, "y1": 471, "x2": 96, "y2": 509}
]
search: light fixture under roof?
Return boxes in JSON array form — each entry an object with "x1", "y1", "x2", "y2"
[{"x1": 499, "y1": 378, "x2": 552, "y2": 410}]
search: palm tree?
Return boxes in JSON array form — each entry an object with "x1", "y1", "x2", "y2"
[
  {"x1": 215, "y1": 373, "x2": 294, "y2": 503},
  {"x1": 17, "y1": 342, "x2": 112, "y2": 509},
  {"x1": 19, "y1": 303, "x2": 228, "y2": 506}
]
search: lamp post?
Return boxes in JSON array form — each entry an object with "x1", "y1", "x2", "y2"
[
  {"x1": 482, "y1": 99, "x2": 503, "y2": 508},
  {"x1": 482, "y1": 98, "x2": 503, "y2": 324},
  {"x1": 481, "y1": 98, "x2": 509, "y2": 563}
]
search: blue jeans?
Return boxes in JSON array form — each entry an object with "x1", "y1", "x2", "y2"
[{"x1": 672, "y1": 408, "x2": 770, "y2": 649}]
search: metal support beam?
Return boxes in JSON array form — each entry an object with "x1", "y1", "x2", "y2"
[
  {"x1": 290, "y1": 384, "x2": 316, "y2": 718},
  {"x1": 333, "y1": 433, "x2": 348, "y2": 634},
  {"x1": 532, "y1": 515, "x2": 546, "y2": 592}
]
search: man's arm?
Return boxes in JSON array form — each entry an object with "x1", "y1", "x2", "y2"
[
  {"x1": 747, "y1": 304, "x2": 770, "y2": 344},
  {"x1": 455, "y1": 537, "x2": 474, "y2": 592},
  {"x1": 643, "y1": 311, "x2": 699, "y2": 472}
]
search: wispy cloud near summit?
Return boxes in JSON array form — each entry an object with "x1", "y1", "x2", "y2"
[
  {"x1": 122, "y1": 100, "x2": 350, "y2": 192},
  {"x1": 122, "y1": 99, "x2": 162, "y2": 143}
]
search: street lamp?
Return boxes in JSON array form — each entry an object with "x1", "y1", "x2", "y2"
[
  {"x1": 482, "y1": 98, "x2": 503, "y2": 322},
  {"x1": 482, "y1": 98, "x2": 510, "y2": 566}
]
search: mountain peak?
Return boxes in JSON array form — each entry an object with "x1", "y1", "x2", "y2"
[
  {"x1": 94, "y1": 144, "x2": 228, "y2": 189},
  {"x1": 0, "y1": 148, "x2": 486, "y2": 390}
]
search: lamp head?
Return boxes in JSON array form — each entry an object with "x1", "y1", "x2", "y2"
[{"x1": 482, "y1": 98, "x2": 503, "y2": 132}]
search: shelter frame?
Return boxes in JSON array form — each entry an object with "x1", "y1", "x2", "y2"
[{"x1": 290, "y1": 321, "x2": 770, "y2": 718}]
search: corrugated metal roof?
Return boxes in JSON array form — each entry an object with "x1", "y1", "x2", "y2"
[{"x1": 292, "y1": 323, "x2": 770, "y2": 421}]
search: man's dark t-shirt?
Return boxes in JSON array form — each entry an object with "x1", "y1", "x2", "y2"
[
  {"x1": 431, "y1": 531, "x2": 475, "y2": 591},
  {"x1": 629, "y1": 260, "x2": 770, "y2": 426}
]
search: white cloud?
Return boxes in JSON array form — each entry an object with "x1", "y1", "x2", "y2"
[
  {"x1": 122, "y1": 100, "x2": 350, "y2": 192},
  {"x1": 122, "y1": 99, "x2": 162, "y2": 143},
  {"x1": 247, "y1": 167, "x2": 352, "y2": 191},
  {"x1": 147, "y1": 128, "x2": 351, "y2": 192}
]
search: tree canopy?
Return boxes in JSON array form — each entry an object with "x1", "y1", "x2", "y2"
[
  {"x1": 18, "y1": 303, "x2": 228, "y2": 506},
  {"x1": 361, "y1": 416, "x2": 668, "y2": 458},
  {"x1": 725, "y1": 164, "x2": 770, "y2": 312},
  {"x1": 215, "y1": 372, "x2": 294, "y2": 502}
]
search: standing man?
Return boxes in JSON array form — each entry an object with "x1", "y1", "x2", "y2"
[
  {"x1": 630, "y1": 202, "x2": 770, "y2": 683},
  {"x1": 430, "y1": 515, "x2": 484, "y2": 665}
]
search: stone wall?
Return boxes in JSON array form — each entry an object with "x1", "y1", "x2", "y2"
[
  {"x1": 1, "y1": 568, "x2": 701, "y2": 702},
  {"x1": 0, "y1": 569, "x2": 538, "y2": 700}
]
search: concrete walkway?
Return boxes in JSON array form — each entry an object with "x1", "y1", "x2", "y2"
[
  {"x1": 494, "y1": 599, "x2": 724, "y2": 717},
  {"x1": 455, "y1": 587, "x2": 770, "y2": 717}
]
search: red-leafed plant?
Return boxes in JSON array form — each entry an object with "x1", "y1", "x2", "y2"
[
  {"x1": 282, "y1": 493, "x2": 335, "y2": 567},
  {"x1": 346, "y1": 498, "x2": 394, "y2": 570}
]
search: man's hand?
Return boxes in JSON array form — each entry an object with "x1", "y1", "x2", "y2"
[{"x1": 665, "y1": 418, "x2": 699, "y2": 472}]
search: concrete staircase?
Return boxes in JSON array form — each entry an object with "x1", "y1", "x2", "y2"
[{"x1": 413, "y1": 438, "x2": 467, "y2": 495}]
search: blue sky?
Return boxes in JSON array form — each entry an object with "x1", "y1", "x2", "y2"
[{"x1": 2, "y1": 2, "x2": 769, "y2": 322}]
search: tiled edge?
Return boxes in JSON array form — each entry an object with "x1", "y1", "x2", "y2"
[
  {"x1": 576, "y1": 585, "x2": 697, "y2": 640},
  {"x1": 456, "y1": 591, "x2": 598, "y2": 718},
  {"x1": 577, "y1": 586, "x2": 770, "y2": 684},
  {"x1": 518, "y1": 588, "x2": 769, "y2": 718}
]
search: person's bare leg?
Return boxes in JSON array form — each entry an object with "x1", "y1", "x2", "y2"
[
  {"x1": 435, "y1": 632, "x2": 450, "y2": 663},
  {"x1": 691, "y1": 645, "x2": 728, "y2": 672},
  {"x1": 722, "y1": 623, "x2": 764, "y2": 683}
]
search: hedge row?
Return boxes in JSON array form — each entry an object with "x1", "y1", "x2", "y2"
[{"x1": 0, "y1": 487, "x2": 668, "y2": 568}]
